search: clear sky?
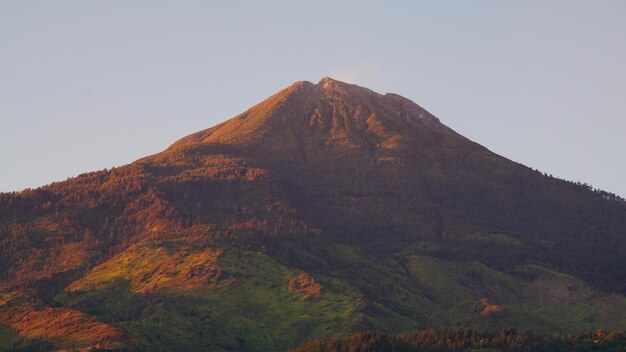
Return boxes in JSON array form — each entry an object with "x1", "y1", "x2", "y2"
[{"x1": 1, "y1": 1, "x2": 625, "y2": 196}]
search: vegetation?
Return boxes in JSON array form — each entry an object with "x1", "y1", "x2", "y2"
[
  {"x1": 291, "y1": 328, "x2": 626, "y2": 352},
  {"x1": 0, "y1": 325, "x2": 53, "y2": 352}
]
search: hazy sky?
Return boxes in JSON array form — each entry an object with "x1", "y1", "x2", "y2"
[{"x1": 1, "y1": 1, "x2": 625, "y2": 196}]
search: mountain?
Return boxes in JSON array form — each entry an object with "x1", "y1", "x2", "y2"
[{"x1": 1, "y1": 77, "x2": 625, "y2": 351}]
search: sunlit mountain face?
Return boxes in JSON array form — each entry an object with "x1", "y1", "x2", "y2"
[{"x1": 1, "y1": 78, "x2": 625, "y2": 351}]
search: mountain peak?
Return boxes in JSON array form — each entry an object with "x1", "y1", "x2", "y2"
[
  {"x1": 167, "y1": 78, "x2": 457, "y2": 155},
  {"x1": 317, "y1": 76, "x2": 350, "y2": 88},
  {"x1": 318, "y1": 76, "x2": 334, "y2": 84},
  {"x1": 283, "y1": 76, "x2": 349, "y2": 90}
]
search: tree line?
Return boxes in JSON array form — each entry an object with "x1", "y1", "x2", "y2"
[{"x1": 290, "y1": 328, "x2": 626, "y2": 352}]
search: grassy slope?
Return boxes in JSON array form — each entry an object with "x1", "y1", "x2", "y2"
[
  {"x1": 57, "y1": 239, "x2": 366, "y2": 351},
  {"x1": 0, "y1": 231, "x2": 623, "y2": 351},
  {"x1": 47, "y1": 233, "x2": 626, "y2": 351},
  {"x1": 266, "y1": 233, "x2": 626, "y2": 333}
]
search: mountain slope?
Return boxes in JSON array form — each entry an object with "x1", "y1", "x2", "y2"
[{"x1": 1, "y1": 78, "x2": 625, "y2": 351}]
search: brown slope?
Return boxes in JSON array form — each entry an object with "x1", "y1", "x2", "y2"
[
  {"x1": 0, "y1": 303, "x2": 123, "y2": 349},
  {"x1": 165, "y1": 77, "x2": 467, "y2": 160},
  {"x1": 152, "y1": 77, "x2": 625, "y2": 240},
  {"x1": 145, "y1": 78, "x2": 490, "y2": 242}
]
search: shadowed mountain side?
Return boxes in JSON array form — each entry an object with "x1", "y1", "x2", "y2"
[{"x1": 152, "y1": 78, "x2": 626, "y2": 280}]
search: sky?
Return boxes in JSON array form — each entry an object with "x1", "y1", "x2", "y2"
[{"x1": 1, "y1": 1, "x2": 625, "y2": 196}]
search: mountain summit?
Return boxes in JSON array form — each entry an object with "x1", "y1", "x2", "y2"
[
  {"x1": 170, "y1": 77, "x2": 456, "y2": 153},
  {"x1": 1, "y1": 79, "x2": 625, "y2": 351}
]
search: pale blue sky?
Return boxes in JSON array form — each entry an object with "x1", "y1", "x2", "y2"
[{"x1": 1, "y1": 1, "x2": 625, "y2": 196}]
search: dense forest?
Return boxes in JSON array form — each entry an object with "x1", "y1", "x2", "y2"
[{"x1": 291, "y1": 329, "x2": 626, "y2": 352}]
